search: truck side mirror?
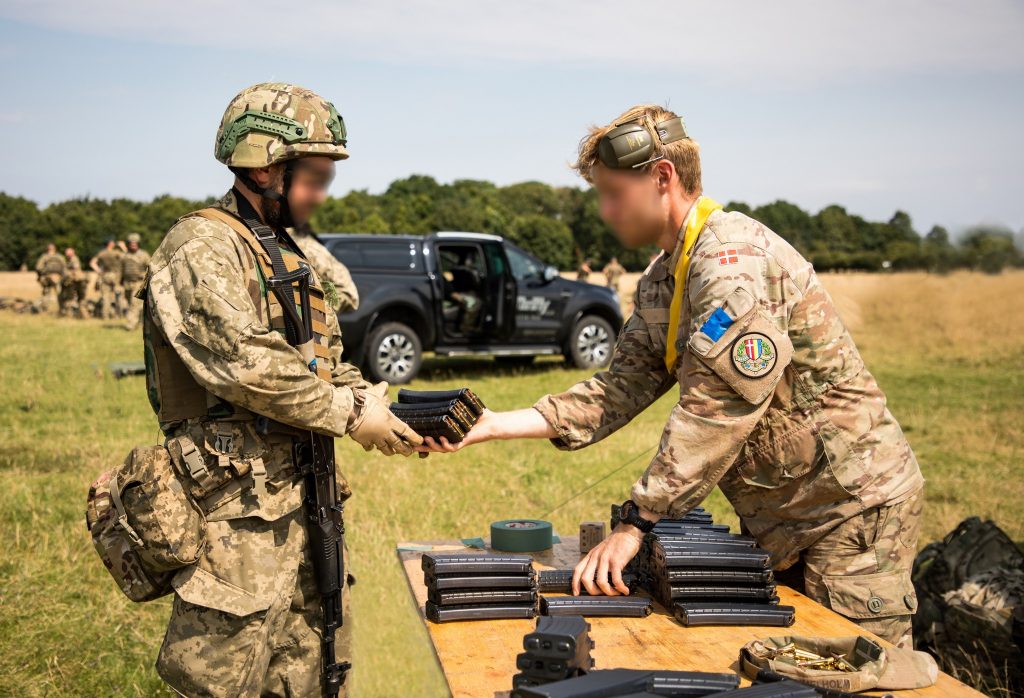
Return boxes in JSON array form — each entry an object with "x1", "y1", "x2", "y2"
[{"x1": 543, "y1": 266, "x2": 559, "y2": 283}]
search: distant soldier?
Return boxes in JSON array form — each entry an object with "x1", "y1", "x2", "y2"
[
  {"x1": 120, "y1": 233, "x2": 150, "y2": 330},
  {"x1": 576, "y1": 258, "x2": 593, "y2": 282},
  {"x1": 603, "y1": 256, "x2": 626, "y2": 292},
  {"x1": 59, "y1": 247, "x2": 88, "y2": 317},
  {"x1": 34, "y1": 243, "x2": 65, "y2": 313},
  {"x1": 90, "y1": 239, "x2": 123, "y2": 319},
  {"x1": 292, "y1": 222, "x2": 360, "y2": 313}
]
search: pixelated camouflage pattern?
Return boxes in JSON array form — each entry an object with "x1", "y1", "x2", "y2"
[
  {"x1": 291, "y1": 229, "x2": 360, "y2": 313},
  {"x1": 144, "y1": 190, "x2": 370, "y2": 694},
  {"x1": 534, "y1": 206, "x2": 925, "y2": 571},
  {"x1": 157, "y1": 511, "x2": 353, "y2": 697},
  {"x1": 215, "y1": 82, "x2": 349, "y2": 168}
]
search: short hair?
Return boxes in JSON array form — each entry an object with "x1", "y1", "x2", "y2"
[{"x1": 574, "y1": 104, "x2": 702, "y2": 196}]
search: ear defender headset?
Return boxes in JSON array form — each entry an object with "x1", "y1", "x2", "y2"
[{"x1": 596, "y1": 114, "x2": 689, "y2": 170}]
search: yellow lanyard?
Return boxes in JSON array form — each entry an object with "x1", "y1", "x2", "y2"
[{"x1": 664, "y1": 196, "x2": 722, "y2": 372}]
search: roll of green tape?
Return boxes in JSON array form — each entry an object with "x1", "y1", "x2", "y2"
[{"x1": 490, "y1": 519, "x2": 554, "y2": 552}]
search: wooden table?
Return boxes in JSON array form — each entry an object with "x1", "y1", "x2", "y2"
[{"x1": 397, "y1": 536, "x2": 983, "y2": 698}]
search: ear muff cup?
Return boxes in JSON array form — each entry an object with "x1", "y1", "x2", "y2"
[
  {"x1": 598, "y1": 122, "x2": 655, "y2": 169},
  {"x1": 597, "y1": 116, "x2": 690, "y2": 170}
]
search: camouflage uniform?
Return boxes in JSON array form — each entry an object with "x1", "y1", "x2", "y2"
[
  {"x1": 121, "y1": 239, "x2": 151, "y2": 330},
  {"x1": 34, "y1": 251, "x2": 65, "y2": 313},
  {"x1": 534, "y1": 202, "x2": 925, "y2": 646},
  {"x1": 91, "y1": 246, "x2": 123, "y2": 319},
  {"x1": 145, "y1": 83, "x2": 387, "y2": 697},
  {"x1": 291, "y1": 228, "x2": 359, "y2": 313},
  {"x1": 603, "y1": 259, "x2": 626, "y2": 293},
  {"x1": 148, "y1": 190, "x2": 368, "y2": 697},
  {"x1": 59, "y1": 252, "x2": 88, "y2": 317}
]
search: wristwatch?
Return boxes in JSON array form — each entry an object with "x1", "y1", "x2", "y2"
[{"x1": 617, "y1": 499, "x2": 655, "y2": 533}]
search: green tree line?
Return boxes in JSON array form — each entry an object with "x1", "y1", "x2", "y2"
[{"x1": 2, "y1": 176, "x2": 1021, "y2": 274}]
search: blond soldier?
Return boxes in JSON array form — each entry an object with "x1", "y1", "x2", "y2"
[
  {"x1": 120, "y1": 233, "x2": 150, "y2": 330},
  {"x1": 34, "y1": 243, "x2": 65, "y2": 313},
  {"x1": 292, "y1": 222, "x2": 360, "y2": 313},
  {"x1": 90, "y1": 239, "x2": 123, "y2": 319},
  {"x1": 602, "y1": 256, "x2": 626, "y2": 292},
  {"x1": 59, "y1": 247, "x2": 88, "y2": 317},
  {"x1": 424, "y1": 105, "x2": 925, "y2": 647},
  {"x1": 146, "y1": 83, "x2": 422, "y2": 696}
]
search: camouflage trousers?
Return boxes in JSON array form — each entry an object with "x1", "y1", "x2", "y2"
[
  {"x1": 97, "y1": 273, "x2": 121, "y2": 319},
  {"x1": 59, "y1": 279, "x2": 87, "y2": 317},
  {"x1": 157, "y1": 515, "x2": 353, "y2": 697},
  {"x1": 778, "y1": 489, "x2": 924, "y2": 648},
  {"x1": 123, "y1": 280, "x2": 145, "y2": 330},
  {"x1": 38, "y1": 274, "x2": 61, "y2": 313}
]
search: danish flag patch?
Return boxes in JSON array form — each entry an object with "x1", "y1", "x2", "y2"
[{"x1": 716, "y1": 249, "x2": 739, "y2": 265}]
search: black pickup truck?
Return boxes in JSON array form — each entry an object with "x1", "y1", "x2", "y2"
[{"x1": 320, "y1": 232, "x2": 623, "y2": 384}]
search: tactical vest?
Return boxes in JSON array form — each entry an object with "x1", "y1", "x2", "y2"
[
  {"x1": 97, "y1": 249, "x2": 122, "y2": 273},
  {"x1": 122, "y1": 251, "x2": 148, "y2": 282},
  {"x1": 40, "y1": 254, "x2": 64, "y2": 274},
  {"x1": 144, "y1": 207, "x2": 334, "y2": 433}
]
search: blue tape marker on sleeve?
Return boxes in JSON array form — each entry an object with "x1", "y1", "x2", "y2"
[{"x1": 699, "y1": 307, "x2": 734, "y2": 342}]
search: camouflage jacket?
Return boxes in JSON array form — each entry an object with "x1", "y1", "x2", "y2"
[
  {"x1": 291, "y1": 229, "x2": 360, "y2": 313},
  {"x1": 145, "y1": 190, "x2": 371, "y2": 616},
  {"x1": 92, "y1": 248, "x2": 123, "y2": 279},
  {"x1": 534, "y1": 204, "x2": 924, "y2": 566},
  {"x1": 35, "y1": 252, "x2": 65, "y2": 276}
]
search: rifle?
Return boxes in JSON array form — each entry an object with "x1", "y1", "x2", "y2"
[{"x1": 236, "y1": 194, "x2": 348, "y2": 696}]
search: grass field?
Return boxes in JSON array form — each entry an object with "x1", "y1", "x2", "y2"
[{"x1": 1, "y1": 271, "x2": 1022, "y2": 697}]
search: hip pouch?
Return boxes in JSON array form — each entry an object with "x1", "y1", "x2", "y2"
[{"x1": 85, "y1": 444, "x2": 207, "y2": 602}]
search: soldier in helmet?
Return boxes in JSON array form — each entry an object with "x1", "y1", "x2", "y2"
[
  {"x1": 423, "y1": 104, "x2": 925, "y2": 648},
  {"x1": 145, "y1": 83, "x2": 422, "y2": 696},
  {"x1": 120, "y1": 233, "x2": 150, "y2": 330},
  {"x1": 89, "y1": 239, "x2": 123, "y2": 319},
  {"x1": 34, "y1": 243, "x2": 65, "y2": 313}
]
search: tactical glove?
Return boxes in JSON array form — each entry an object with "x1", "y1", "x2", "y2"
[{"x1": 348, "y1": 382, "x2": 423, "y2": 456}]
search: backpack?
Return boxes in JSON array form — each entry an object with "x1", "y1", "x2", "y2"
[
  {"x1": 912, "y1": 516, "x2": 1024, "y2": 690},
  {"x1": 85, "y1": 443, "x2": 207, "y2": 602}
]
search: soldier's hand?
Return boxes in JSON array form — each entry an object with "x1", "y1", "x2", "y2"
[
  {"x1": 348, "y1": 382, "x2": 424, "y2": 456},
  {"x1": 417, "y1": 408, "x2": 499, "y2": 453},
  {"x1": 571, "y1": 525, "x2": 643, "y2": 596}
]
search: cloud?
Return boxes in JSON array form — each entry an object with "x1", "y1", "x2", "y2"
[{"x1": 4, "y1": 0, "x2": 1023, "y2": 87}]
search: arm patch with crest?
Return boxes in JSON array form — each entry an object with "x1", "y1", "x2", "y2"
[{"x1": 687, "y1": 287, "x2": 792, "y2": 404}]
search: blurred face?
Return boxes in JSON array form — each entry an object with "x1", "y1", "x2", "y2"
[
  {"x1": 46, "y1": 244, "x2": 55, "y2": 254},
  {"x1": 286, "y1": 157, "x2": 336, "y2": 226},
  {"x1": 590, "y1": 163, "x2": 667, "y2": 249}
]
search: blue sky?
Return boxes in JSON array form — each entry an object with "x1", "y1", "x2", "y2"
[{"x1": 1, "y1": 0, "x2": 1022, "y2": 236}]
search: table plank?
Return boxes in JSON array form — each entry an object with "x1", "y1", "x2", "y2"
[{"x1": 397, "y1": 537, "x2": 981, "y2": 698}]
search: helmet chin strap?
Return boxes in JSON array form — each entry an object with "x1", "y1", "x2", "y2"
[{"x1": 230, "y1": 160, "x2": 297, "y2": 229}]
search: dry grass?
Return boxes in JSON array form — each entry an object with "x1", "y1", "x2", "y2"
[{"x1": 0, "y1": 270, "x2": 1021, "y2": 696}]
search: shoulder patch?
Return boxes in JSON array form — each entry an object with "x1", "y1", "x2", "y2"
[{"x1": 731, "y1": 333, "x2": 777, "y2": 377}]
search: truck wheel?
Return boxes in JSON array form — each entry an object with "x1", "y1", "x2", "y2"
[
  {"x1": 366, "y1": 322, "x2": 422, "y2": 384},
  {"x1": 567, "y1": 315, "x2": 614, "y2": 369}
]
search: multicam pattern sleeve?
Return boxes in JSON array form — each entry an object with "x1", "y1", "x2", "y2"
[
  {"x1": 629, "y1": 240, "x2": 796, "y2": 517},
  {"x1": 147, "y1": 216, "x2": 357, "y2": 437}
]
